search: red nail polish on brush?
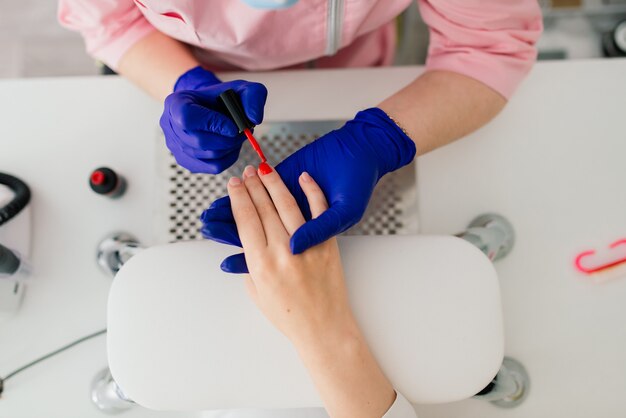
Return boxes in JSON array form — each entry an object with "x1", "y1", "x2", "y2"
[{"x1": 218, "y1": 89, "x2": 271, "y2": 171}]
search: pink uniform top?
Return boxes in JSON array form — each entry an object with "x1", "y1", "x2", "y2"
[{"x1": 58, "y1": 0, "x2": 542, "y2": 99}]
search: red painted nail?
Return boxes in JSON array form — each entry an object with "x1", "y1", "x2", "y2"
[{"x1": 259, "y1": 162, "x2": 272, "y2": 175}]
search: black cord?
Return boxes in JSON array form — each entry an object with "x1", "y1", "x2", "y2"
[
  {"x1": 0, "y1": 172, "x2": 31, "y2": 227},
  {"x1": 0, "y1": 328, "x2": 107, "y2": 396}
]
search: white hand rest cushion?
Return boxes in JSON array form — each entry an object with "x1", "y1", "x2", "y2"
[{"x1": 107, "y1": 235, "x2": 503, "y2": 411}]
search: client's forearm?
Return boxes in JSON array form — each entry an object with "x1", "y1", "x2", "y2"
[{"x1": 294, "y1": 318, "x2": 396, "y2": 418}]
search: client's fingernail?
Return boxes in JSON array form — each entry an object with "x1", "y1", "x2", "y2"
[
  {"x1": 229, "y1": 177, "x2": 242, "y2": 186},
  {"x1": 300, "y1": 172, "x2": 312, "y2": 183},
  {"x1": 243, "y1": 165, "x2": 256, "y2": 178},
  {"x1": 258, "y1": 162, "x2": 272, "y2": 175}
]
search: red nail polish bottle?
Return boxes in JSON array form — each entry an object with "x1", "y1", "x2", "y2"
[{"x1": 89, "y1": 167, "x2": 127, "y2": 199}]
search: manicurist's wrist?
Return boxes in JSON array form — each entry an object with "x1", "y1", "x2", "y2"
[
  {"x1": 350, "y1": 107, "x2": 417, "y2": 174},
  {"x1": 173, "y1": 65, "x2": 221, "y2": 92}
]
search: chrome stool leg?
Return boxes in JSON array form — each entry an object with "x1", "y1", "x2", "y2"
[
  {"x1": 96, "y1": 232, "x2": 143, "y2": 277},
  {"x1": 457, "y1": 213, "x2": 515, "y2": 262},
  {"x1": 91, "y1": 367, "x2": 134, "y2": 414},
  {"x1": 458, "y1": 215, "x2": 529, "y2": 407},
  {"x1": 473, "y1": 357, "x2": 530, "y2": 408}
]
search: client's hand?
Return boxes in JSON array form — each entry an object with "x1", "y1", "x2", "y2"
[
  {"x1": 226, "y1": 165, "x2": 397, "y2": 418},
  {"x1": 227, "y1": 164, "x2": 351, "y2": 345}
]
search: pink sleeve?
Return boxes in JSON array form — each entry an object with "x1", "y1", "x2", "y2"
[
  {"x1": 418, "y1": 0, "x2": 543, "y2": 99},
  {"x1": 58, "y1": 0, "x2": 156, "y2": 70}
]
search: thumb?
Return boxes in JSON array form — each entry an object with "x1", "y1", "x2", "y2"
[
  {"x1": 220, "y1": 253, "x2": 249, "y2": 274},
  {"x1": 200, "y1": 220, "x2": 242, "y2": 247},
  {"x1": 168, "y1": 92, "x2": 239, "y2": 136},
  {"x1": 289, "y1": 204, "x2": 357, "y2": 255}
]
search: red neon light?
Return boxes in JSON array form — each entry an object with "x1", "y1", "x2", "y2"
[
  {"x1": 610, "y1": 239, "x2": 626, "y2": 249},
  {"x1": 575, "y1": 238, "x2": 626, "y2": 274}
]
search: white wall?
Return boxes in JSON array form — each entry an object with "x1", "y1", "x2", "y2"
[{"x1": 0, "y1": 0, "x2": 98, "y2": 78}]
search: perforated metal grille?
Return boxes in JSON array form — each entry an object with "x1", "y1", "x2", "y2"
[{"x1": 157, "y1": 121, "x2": 418, "y2": 243}]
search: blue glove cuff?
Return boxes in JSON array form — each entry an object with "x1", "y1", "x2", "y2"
[
  {"x1": 173, "y1": 66, "x2": 222, "y2": 92},
  {"x1": 352, "y1": 108, "x2": 417, "y2": 176}
]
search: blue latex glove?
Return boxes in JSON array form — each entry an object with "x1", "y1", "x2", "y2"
[
  {"x1": 201, "y1": 107, "x2": 416, "y2": 273},
  {"x1": 161, "y1": 66, "x2": 268, "y2": 174}
]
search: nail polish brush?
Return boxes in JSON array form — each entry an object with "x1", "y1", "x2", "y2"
[{"x1": 218, "y1": 89, "x2": 272, "y2": 174}]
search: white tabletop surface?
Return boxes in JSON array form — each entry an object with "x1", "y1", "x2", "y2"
[
  {"x1": 415, "y1": 58, "x2": 626, "y2": 418},
  {"x1": 0, "y1": 59, "x2": 625, "y2": 417}
]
